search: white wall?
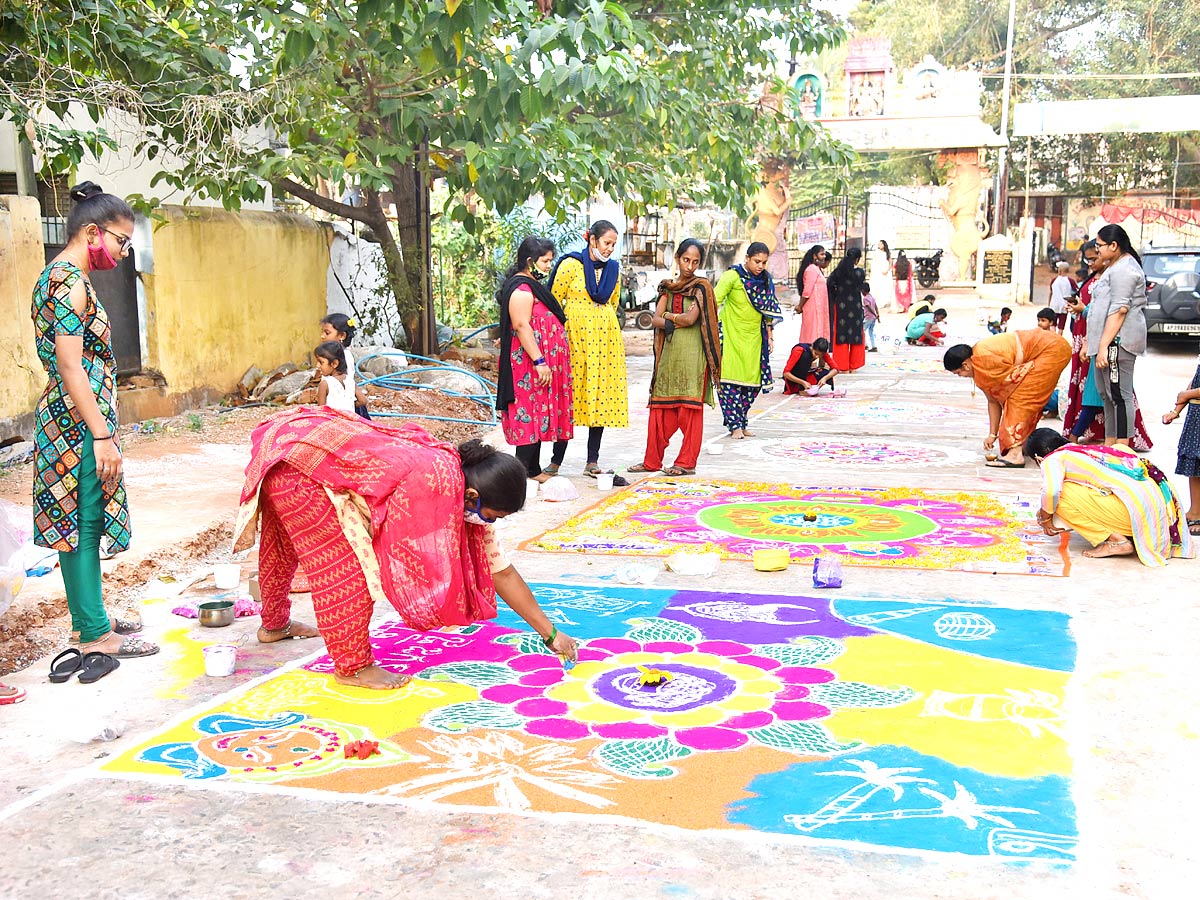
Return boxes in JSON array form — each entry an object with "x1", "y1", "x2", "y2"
[
  {"x1": 1, "y1": 109, "x2": 273, "y2": 210},
  {"x1": 326, "y1": 225, "x2": 400, "y2": 347}
]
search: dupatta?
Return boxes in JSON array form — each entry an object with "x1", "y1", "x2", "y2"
[
  {"x1": 732, "y1": 264, "x2": 783, "y2": 389},
  {"x1": 236, "y1": 408, "x2": 496, "y2": 630},
  {"x1": 650, "y1": 273, "x2": 722, "y2": 400}
]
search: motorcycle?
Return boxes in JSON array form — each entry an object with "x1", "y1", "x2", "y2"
[
  {"x1": 1047, "y1": 241, "x2": 1066, "y2": 272},
  {"x1": 914, "y1": 249, "x2": 943, "y2": 289}
]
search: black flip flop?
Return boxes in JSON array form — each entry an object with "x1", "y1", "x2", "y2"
[
  {"x1": 77, "y1": 652, "x2": 120, "y2": 684},
  {"x1": 48, "y1": 648, "x2": 84, "y2": 683}
]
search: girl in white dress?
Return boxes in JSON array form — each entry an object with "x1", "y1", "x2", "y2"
[
  {"x1": 315, "y1": 341, "x2": 356, "y2": 414},
  {"x1": 320, "y1": 313, "x2": 370, "y2": 416}
]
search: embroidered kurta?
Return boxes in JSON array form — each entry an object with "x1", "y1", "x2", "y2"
[
  {"x1": 31, "y1": 261, "x2": 130, "y2": 553},
  {"x1": 551, "y1": 257, "x2": 628, "y2": 427}
]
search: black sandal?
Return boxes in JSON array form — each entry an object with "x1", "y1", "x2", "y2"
[
  {"x1": 77, "y1": 652, "x2": 120, "y2": 684},
  {"x1": 48, "y1": 648, "x2": 84, "y2": 683}
]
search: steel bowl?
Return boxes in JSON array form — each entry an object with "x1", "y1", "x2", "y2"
[{"x1": 198, "y1": 600, "x2": 235, "y2": 628}]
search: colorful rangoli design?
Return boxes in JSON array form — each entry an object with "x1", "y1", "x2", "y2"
[
  {"x1": 525, "y1": 481, "x2": 1068, "y2": 576},
  {"x1": 758, "y1": 400, "x2": 977, "y2": 426},
  {"x1": 100, "y1": 583, "x2": 1076, "y2": 859},
  {"x1": 756, "y1": 439, "x2": 969, "y2": 467}
]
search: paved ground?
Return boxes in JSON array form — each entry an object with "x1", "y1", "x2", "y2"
[{"x1": 2, "y1": 297, "x2": 1198, "y2": 899}]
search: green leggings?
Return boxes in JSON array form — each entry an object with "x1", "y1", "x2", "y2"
[{"x1": 59, "y1": 433, "x2": 110, "y2": 644}]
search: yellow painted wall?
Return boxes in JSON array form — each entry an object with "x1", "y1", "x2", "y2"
[
  {"x1": 142, "y1": 206, "x2": 330, "y2": 396},
  {"x1": 0, "y1": 195, "x2": 49, "y2": 434}
]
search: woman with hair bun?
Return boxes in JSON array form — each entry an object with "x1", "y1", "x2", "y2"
[
  {"x1": 237, "y1": 408, "x2": 578, "y2": 689},
  {"x1": 32, "y1": 181, "x2": 157, "y2": 678}
]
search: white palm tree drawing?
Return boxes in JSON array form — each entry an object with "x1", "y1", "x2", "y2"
[
  {"x1": 375, "y1": 732, "x2": 617, "y2": 811},
  {"x1": 785, "y1": 759, "x2": 936, "y2": 832},
  {"x1": 914, "y1": 783, "x2": 1035, "y2": 830}
]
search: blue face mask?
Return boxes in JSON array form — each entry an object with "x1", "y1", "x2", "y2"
[{"x1": 464, "y1": 496, "x2": 496, "y2": 525}]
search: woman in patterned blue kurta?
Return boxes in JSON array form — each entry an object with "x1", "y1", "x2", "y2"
[{"x1": 32, "y1": 182, "x2": 157, "y2": 660}]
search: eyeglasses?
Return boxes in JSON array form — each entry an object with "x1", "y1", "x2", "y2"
[{"x1": 103, "y1": 228, "x2": 133, "y2": 253}]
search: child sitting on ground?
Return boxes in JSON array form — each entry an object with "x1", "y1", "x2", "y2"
[
  {"x1": 314, "y1": 341, "x2": 356, "y2": 414},
  {"x1": 987, "y1": 307, "x2": 1012, "y2": 335}
]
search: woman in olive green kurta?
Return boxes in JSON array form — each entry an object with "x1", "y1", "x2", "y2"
[
  {"x1": 627, "y1": 239, "x2": 721, "y2": 475},
  {"x1": 715, "y1": 242, "x2": 783, "y2": 439}
]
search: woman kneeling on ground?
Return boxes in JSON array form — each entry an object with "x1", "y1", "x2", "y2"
[
  {"x1": 236, "y1": 407, "x2": 579, "y2": 689},
  {"x1": 1025, "y1": 428, "x2": 1193, "y2": 565},
  {"x1": 782, "y1": 337, "x2": 839, "y2": 395}
]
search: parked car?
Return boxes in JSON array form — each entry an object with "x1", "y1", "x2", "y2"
[{"x1": 1143, "y1": 247, "x2": 1200, "y2": 340}]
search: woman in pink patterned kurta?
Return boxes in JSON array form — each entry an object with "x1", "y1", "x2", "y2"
[
  {"x1": 496, "y1": 237, "x2": 574, "y2": 480},
  {"x1": 795, "y1": 244, "x2": 831, "y2": 346}
]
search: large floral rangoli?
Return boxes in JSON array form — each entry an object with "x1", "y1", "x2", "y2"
[
  {"x1": 100, "y1": 583, "x2": 1076, "y2": 859},
  {"x1": 525, "y1": 480, "x2": 1069, "y2": 576}
]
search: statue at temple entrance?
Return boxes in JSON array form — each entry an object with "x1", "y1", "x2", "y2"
[
  {"x1": 750, "y1": 159, "x2": 792, "y2": 282},
  {"x1": 939, "y1": 149, "x2": 988, "y2": 281}
]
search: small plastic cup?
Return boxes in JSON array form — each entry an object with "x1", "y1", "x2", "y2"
[
  {"x1": 203, "y1": 644, "x2": 237, "y2": 677},
  {"x1": 707, "y1": 443, "x2": 725, "y2": 456},
  {"x1": 526, "y1": 480, "x2": 539, "y2": 502},
  {"x1": 213, "y1": 563, "x2": 240, "y2": 590},
  {"x1": 596, "y1": 472, "x2": 615, "y2": 491}
]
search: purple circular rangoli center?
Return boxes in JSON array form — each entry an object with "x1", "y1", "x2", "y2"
[{"x1": 592, "y1": 664, "x2": 738, "y2": 713}]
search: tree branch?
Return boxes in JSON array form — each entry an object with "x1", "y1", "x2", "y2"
[{"x1": 273, "y1": 177, "x2": 379, "y2": 225}]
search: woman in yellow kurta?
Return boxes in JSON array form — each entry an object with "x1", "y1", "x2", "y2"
[
  {"x1": 545, "y1": 221, "x2": 629, "y2": 480},
  {"x1": 944, "y1": 329, "x2": 1072, "y2": 468}
]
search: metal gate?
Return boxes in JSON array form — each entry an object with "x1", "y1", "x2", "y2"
[
  {"x1": 43, "y1": 216, "x2": 143, "y2": 374},
  {"x1": 785, "y1": 194, "x2": 852, "y2": 286}
]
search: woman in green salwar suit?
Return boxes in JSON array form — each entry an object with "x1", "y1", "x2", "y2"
[{"x1": 627, "y1": 239, "x2": 722, "y2": 476}]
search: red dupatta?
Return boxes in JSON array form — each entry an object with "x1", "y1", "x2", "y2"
[{"x1": 238, "y1": 407, "x2": 495, "y2": 630}]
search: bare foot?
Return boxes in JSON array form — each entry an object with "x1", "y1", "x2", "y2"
[
  {"x1": 1083, "y1": 539, "x2": 1135, "y2": 559},
  {"x1": 334, "y1": 666, "x2": 412, "y2": 690},
  {"x1": 729, "y1": 430, "x2": 745, "y2": 440},
  {"x1": 257, "y1": 620, "x2": 321, "y2": 643},
  {"x1": 742, "y1": 429, "x2": 756, "y2": 438}
]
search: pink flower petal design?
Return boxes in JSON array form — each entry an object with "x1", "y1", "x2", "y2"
[
  {"x1": 517, "y1": 668, "x2": 565, "y2": 688},
  {"x1": 590, "y1": 722, "x2": 669, "y2": 740},
  {"x1": 642, "y1": 641, "x2": 694, "y2": 655},
  {"x1": 576, "y1": 648, "x2": 609, "y2": 663},
  {"x1": 721, "y1": 711, "x2": 775, "y2": 730},
  {"x1": 773, "y1": 666, "x2": 836, "y2": 684},
  {"x1": 737, "y1": 655, "x2": 782, "y2": 671},
  {"x1": 514, "y1": 698, "x2": 570, "y2": 718},
  {"x1": 773, "y1": 700, "x2": 831, "y2": 721},
  {"x1": 696, "y1": 640, "x2": 753, "y2": 657},
  {"x1": 524, "y1": 717, "x2": 591, "y2": 740},
  {"x1": 510, "y1": 654, "x2": 563, "y2": 672},
  {"x1": 675, "y1": 726, "x2": 749, "y2": 751},
  {"x1": 480, "y1": 684, "x2": 545, "y2": 704},
  {"x1": 588, "y1": 638, "x2": 641, "y2": 655},
  {"x1": 775, "y1": 684, "x2": 811, "y2": 702}
]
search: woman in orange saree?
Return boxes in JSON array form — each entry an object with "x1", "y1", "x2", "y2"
[{"x1": 944, "y1": 329, "x2": 1072, "y2": 468}]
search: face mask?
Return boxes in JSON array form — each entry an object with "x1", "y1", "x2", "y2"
[
  {"x1": 463, "y1": 496, "x2": 496, "y2": 526},
  {"x1": 590, "y1": 245, "x2": 611, "y2": 263},
  {"x1": 87, "y1": 234, "x2": 118, "y2": 271},
  {"x1": 533, "y1": 269, "x2": 547, "y2": 281}
]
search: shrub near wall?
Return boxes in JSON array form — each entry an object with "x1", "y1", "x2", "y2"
[
  {"x1": 142, "y1": 206, "x2": 330, "y2": 399},
  {"x1": 0, "y1": 196, "x2": 51, "y2": 439}
]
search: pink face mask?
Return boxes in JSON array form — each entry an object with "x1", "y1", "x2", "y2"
[{"x1": 87, "y1": 232, "x2": 119, "y2": 271}]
